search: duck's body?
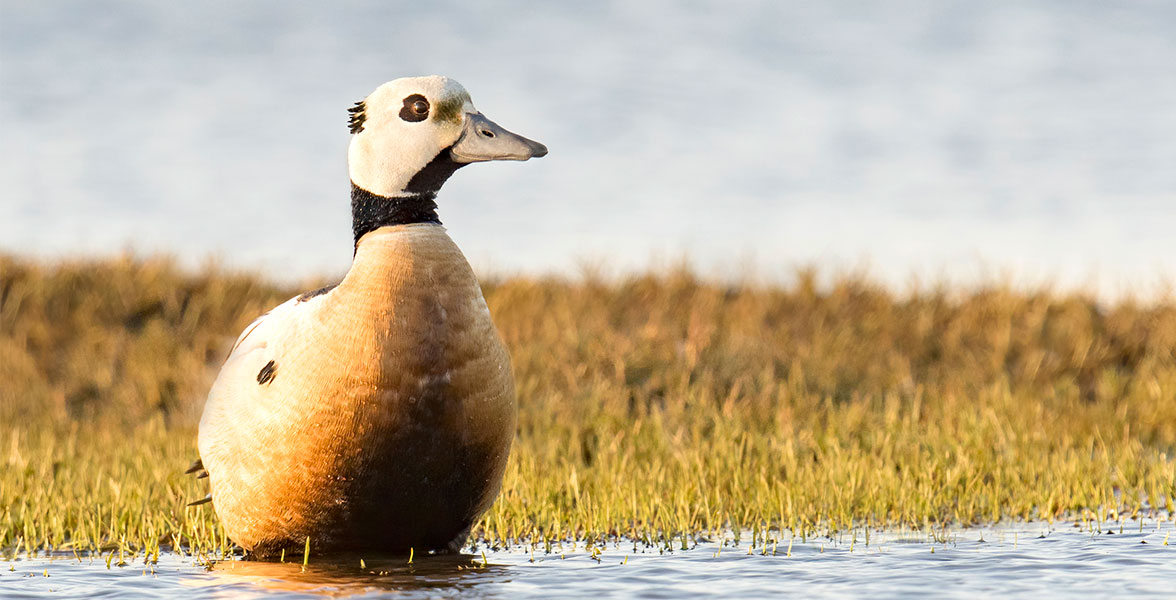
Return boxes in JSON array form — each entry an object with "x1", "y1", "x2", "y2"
[{"x1": 193, "y1": 76, "x2": 545, "y2": 556}]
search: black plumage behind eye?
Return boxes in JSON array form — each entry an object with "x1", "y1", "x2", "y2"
[{"x1": 399, "y1": 94, "x2": 430, "y2": 122}]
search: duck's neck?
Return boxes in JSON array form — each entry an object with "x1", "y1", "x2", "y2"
[
  {"x1": 351, "y1": 183, "x2": 440, "y2": 245},
  {"x1": 343, "y1": 225, "x2": 471, "y2": 312},
  {"x1": 349, "y1": 146, "x2": 468, "y2": 245}
]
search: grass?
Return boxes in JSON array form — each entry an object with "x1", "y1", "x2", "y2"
[{"x1": 1, "y1": 253, "x2": 1174, "y2": 559}]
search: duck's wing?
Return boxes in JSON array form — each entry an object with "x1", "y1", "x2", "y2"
[
  {"x1": 226, "y1": 284, "x2": 338, "y2": 359},
  {"x1": 194, "y1": 287, "x2": 338, "y2": 485}
]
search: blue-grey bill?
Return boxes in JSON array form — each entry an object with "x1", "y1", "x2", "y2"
[{"x1": 450, "y1": 112, "x2": 548, "y2": 163}]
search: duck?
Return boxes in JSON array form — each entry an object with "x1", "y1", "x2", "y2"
[{"x1": 188, "y1": 75, "x2": 546, "y2": 557}]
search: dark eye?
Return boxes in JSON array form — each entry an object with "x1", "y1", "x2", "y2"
[{"x1": 399, "y1": 94, "x2": 430, "y2": 122}]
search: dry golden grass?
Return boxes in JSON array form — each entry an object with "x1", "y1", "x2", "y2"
[{"x1": 1, "y1": 253, "x2": 1173, "y2": 557}]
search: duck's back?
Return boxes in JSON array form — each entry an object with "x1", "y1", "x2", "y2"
[{"x1": 197, "y1": 224, "x2": 515, "y2": 555}]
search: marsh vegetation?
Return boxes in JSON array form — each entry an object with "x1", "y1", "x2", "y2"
[{"x1": 1, "y1": 254, "x2": 1173, "y2": 560}]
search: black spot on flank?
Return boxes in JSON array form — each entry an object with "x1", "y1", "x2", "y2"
[
  {"x1": 399, "y1": 94, "x2": 430, "y2": 122},
  {"x1": 257, "y1": 360, "x2": 276, "y2": 385},
  {"x1": 348, "y1": 100, "x2": 367, "y2": 134},
  {"x1": 297, "y1": 284, "x2": 338, "y2": 303}
]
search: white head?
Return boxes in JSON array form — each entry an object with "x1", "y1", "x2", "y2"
[{"x1": 347, "y1": 76, "x2": 547, "y2": 198}]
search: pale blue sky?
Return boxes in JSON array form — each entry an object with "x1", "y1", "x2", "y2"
[{"x1": 2, "y1": 1, "x2": 1174, "y2": 298}]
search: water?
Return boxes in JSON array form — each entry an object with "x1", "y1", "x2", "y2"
[
  {"x1": 4, "y1": 520, "x2": 1174, "y2": 598},
  {"x1": 2, "y1": 1, "x2": 1175, "y2": 298}
]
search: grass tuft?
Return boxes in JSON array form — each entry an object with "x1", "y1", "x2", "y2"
[{"x1": 0, "y1": 254, "x2": 1173, "y2": 555}]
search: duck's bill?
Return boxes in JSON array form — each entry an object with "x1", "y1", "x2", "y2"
[{"x1": 450, "y1": 112, "x2": 548, "y2": 163}]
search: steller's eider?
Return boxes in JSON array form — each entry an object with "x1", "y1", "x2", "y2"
[{"x1": 189, "y1": 75, "x2": 546, "y2": 557}]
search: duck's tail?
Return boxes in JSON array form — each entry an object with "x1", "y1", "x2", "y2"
[
  {"x1": 185, "y1": 458, "x2": 212, "y2": 505},
  {"x1": 184, "y1": 458, "x2": 209, "y2": 478},
  {"x1": 187, "y1": 493, "x2": 212, "y2": 507}
]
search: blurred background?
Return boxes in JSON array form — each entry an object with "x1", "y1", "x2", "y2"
[{"x1": 2, "y1": 0, "x2": 1174, "y2": 299}]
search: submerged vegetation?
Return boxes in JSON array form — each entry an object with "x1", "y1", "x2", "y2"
[{"x1": 1, "y1": 253, "x2": 1174, "y2": 558}]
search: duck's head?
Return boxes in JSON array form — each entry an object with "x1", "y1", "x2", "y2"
[{"x1": 347, "y1": 76, "x2": 547, "y2": 198}]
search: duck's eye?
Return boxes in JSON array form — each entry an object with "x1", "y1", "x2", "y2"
[{"x1": 399, "y1": 94, "x2": 430, "y2": 122}]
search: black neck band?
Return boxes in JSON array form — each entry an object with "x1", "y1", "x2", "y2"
[
  {"x1": 351, "y1": 146, "x2": 467, "y2": 245},
  {"x1": 351, "y1": 184, "x2": 440, "y2": 243}
]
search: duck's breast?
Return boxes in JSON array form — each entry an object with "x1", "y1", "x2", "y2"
[{"x1": 198, "y1": 225, "x2": 515, "y2": 552}]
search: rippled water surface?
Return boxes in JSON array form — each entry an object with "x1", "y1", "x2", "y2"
[{"x1": 4, "y1": 520, "x2": 1173, "y2": 598}]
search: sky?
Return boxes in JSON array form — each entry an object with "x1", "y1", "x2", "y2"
[{"x1": 2, "y1": 1, "x2": 1174, "y2": 299}]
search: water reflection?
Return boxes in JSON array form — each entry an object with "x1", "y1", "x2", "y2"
[
  {"x1": 6, "y1": 521, "x2": 1175, "y2": 598},
  {"x1": 197, "y1": 553, "x2": 509, "y2": 598}
]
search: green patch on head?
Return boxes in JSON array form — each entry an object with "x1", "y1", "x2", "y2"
[{"x1": 434, "y1": 91, "x2": 470, "y2": 125}]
